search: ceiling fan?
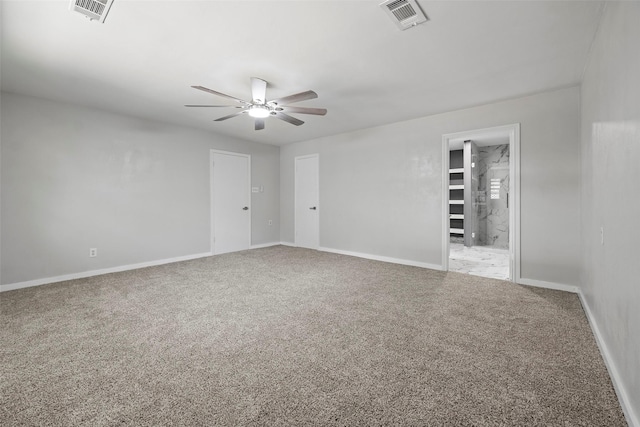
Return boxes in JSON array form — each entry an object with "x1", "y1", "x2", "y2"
[{"x1": 185, "y1": 77, "x2": 327, "y2": 131}]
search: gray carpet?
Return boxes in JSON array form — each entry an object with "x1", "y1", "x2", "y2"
[{"x1": 0, "y1": 246, "x2": 626, "y2": 426}]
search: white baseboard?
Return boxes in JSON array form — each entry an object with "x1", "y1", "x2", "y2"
[
  {"x1": 250, "y1": 242, "x2": 281, "y2": 249},
  {"x1": 0, "y1": 252, "x2": 213, "y2": 293},
  {"x1": 579, "y1": 291, "x2": 639, "y2": 427},
  {"x1": 279, "y1": 241, "x2": 296, "y2": 247},
  {"x1": 318, "y1": 246, "x2": 442, "y2": 271},
  {"x1": 516, "y1": 277, "x2": 579, "y2": 294}
]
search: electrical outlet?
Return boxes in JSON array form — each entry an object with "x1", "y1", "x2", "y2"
[
  {"x1": 89, "y1": 248, "x2": 97, "y2": 257},
  {"x1": 600, "y1": 227, "x2": 604, "y2": 246},
  {"x1": 268, "y1": 220, "x2": 273, "y2": 226}
]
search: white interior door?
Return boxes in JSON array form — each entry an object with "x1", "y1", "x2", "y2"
[
  {"x1": 211, "y1": 151, "x2": 251, "y2": 254},
  {"x1": 295, "y1": 155, "x2": 319, "y2": 249}
]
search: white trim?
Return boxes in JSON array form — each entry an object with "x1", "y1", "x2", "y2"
[
  {"x1": 319, "y1": 247, "x2": 443, "y2": 271},
  {"x1": 511, "y1": 124, "x2": 521, "y2": 282},
  {"x1": 441, "y1": 123, "x2": 521, "y2": 283},
  {"x1": 516, "y1": 277, "x2": 579, "y2": 294},
  {"x1": 442, "y1": 136, "x2": 450, "y2": 272},
  {"x1": 0, "y1": 252, "x2": 213, "y2": 293},
  {"x1": 294, "y1": 154, "x2": 320, "y2": 250},
  {"x1": 210, "y1": 149, "x2": 252, "y2": 255},
  {"x1": 280, "y1": 241, "x2": 296, "y2": 247},
  {"x1": 579, "y1": 291, "x2": 639, "y2": 427},
  {"x1": 250, "y1": 242, "x2": 281, "y2": 249}
]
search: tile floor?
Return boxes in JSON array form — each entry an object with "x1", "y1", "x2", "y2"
[{"x1": 449, "y1": 243, "x2": 510, "y2": 281}]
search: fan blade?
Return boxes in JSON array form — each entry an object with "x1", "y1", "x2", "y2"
[
  {"x1": 214, "y1": 110, "x2": 246, "y2": 121},
  {"x1": 274, "y1": 112, "x2": 304, "y2": 126},
  {"x1": 191, "y1": 86, "x2": 250, "y2": 105},
  {"x1": 184, "y1": 105, "x2": 242, "y2": 108},
  {"x1": 279, "y1": 106, "x2": 327, "y2": 116},
  {"x1": 255, "y1": 118, "x2": 265, "y2": 131},
  {"x1": 271, "y1": 90, "x2": 318, "y2": 105},
  {"x1": 251, "y1": 77, "x2": 267, "y2": 104}
]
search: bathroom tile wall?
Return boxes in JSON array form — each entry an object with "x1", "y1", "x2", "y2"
[{"x1": 477, "y1": 144, "x2": 510, "y2": 248}]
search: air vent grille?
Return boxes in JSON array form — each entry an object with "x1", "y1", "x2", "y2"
[
  {"x1": 78, "y1": 0, "x2": 106, "y2": 15},
  {"x1": 386, "y1": 0, "x2": 407, "y2": 9},
  {"x1": 69, "y1": 0, "x2": 114, "y2": 23},
  {"x1": 380, "y1": 0, "x2": 428, "y2": 31},
  {"x1": 393, "y1": 4, "x2": 416, "y2": 22}
]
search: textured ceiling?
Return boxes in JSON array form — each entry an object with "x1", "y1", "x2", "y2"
[{"x1": 1, "y1": 1, "x2": 604, "y2": 146}]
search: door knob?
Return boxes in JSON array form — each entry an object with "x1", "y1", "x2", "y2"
[
  {"x1": 309, "y1": 207, "x2": 317, "y2": 210},
  {"x1": 243, "y1": 207, "x2": 249, "y2": 210}
]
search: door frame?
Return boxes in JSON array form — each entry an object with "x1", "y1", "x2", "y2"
[
  {"x1": 210, "y1": 149, "x2": 252, "y2": 254},
  {"x1": 441, "y1": 124, "x2": 520, "y2": 282},
  {"x1": 294, "y1": 154, "x2": 320, "y2": 249}
]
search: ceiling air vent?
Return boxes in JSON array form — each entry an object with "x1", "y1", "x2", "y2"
[
  {"x1": 69, "y1": 0, "x2": 115, "y2": 23},
  {"x1": 380, "y1": 0, "x2": 428, "y2": 31}
]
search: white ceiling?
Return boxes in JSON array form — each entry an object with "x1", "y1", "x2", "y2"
[{"x1": 1, "y1": 0, "x2": 604, "y2": 146}]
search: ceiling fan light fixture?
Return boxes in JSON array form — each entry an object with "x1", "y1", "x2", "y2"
[
  {"x1": 248, "y1": 105, "x2": 270, "y2": 118},
  {"x1": 186, "y1": 78, "x2": 326, "y2": 130}
]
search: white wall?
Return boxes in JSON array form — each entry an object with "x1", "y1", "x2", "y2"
[
  {"x1": 580, "y1": 2, "x2": 640, "y2": 425},
  {"x1": 1, "y1": 92, "x2": 280, "y2": 286},
  {"x1": 281, "y1": 86, "x2": 581, "y2": 287}
]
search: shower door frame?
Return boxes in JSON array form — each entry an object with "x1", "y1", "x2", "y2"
[{"x1": 441, "y1": 124, "x2": 521, "y2": 282}]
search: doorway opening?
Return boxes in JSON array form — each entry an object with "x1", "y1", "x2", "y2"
[{"x1": 441, "y1": 124, "x2": 520, "y2": 281}]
